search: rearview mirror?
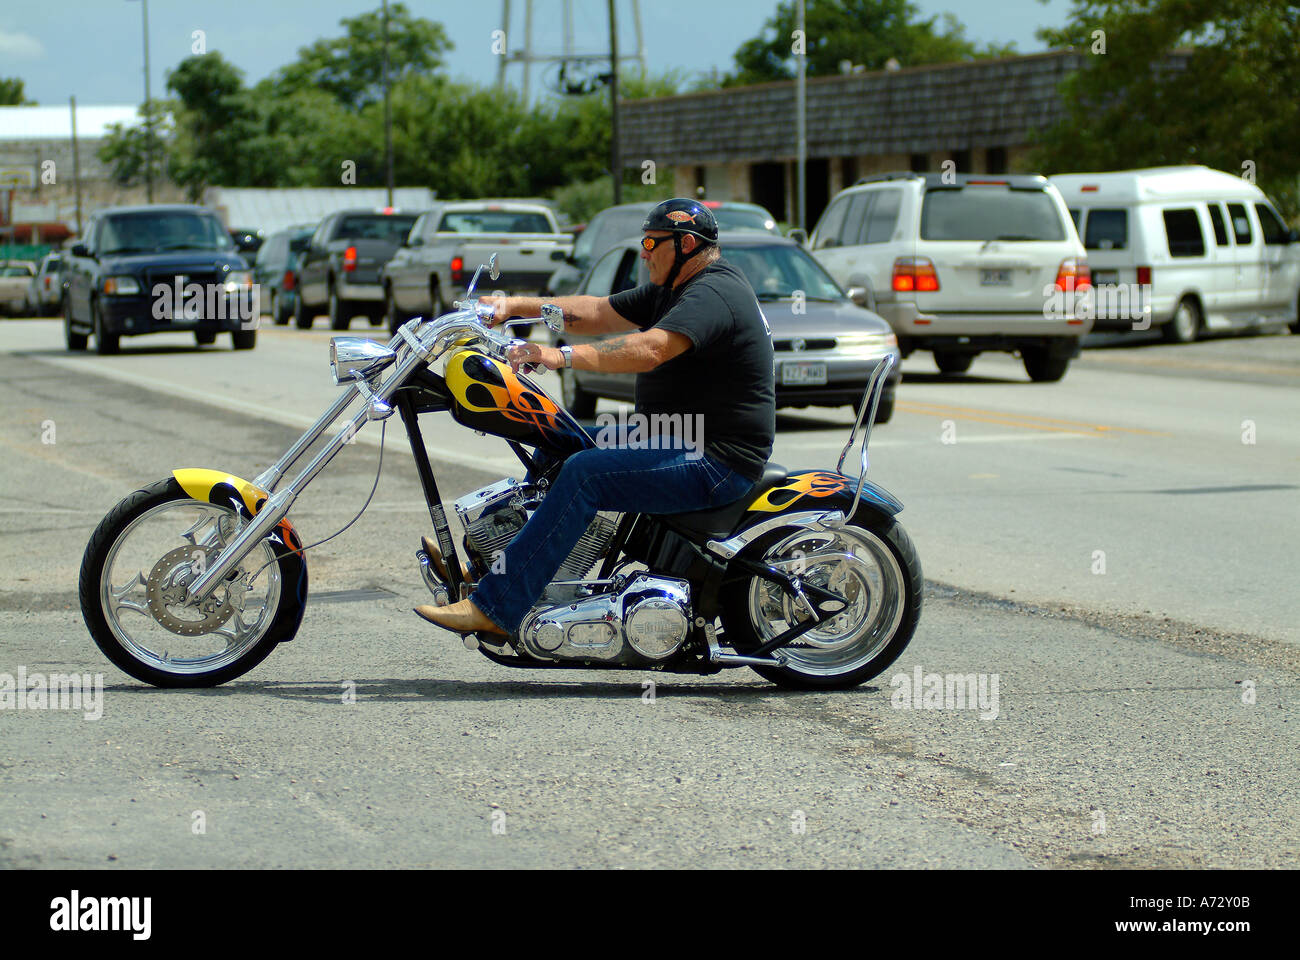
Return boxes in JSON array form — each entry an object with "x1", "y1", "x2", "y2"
[
  {"x1": 787, "y1": 228, "x2": 808, "y2": 247},
  {"x1": 489, "y1": 253, "x2": 500, "y2": 282},
  {"x1": 847, "y1": 286, "x2": 870, "y2": 307},
  {"x1": 541, "y1": 303, "x2": 564, "y2": 334},
  {"x1": 550, "y1": 249, "x2": 567, "y2": 261},
  {"x1": 70, "y1": 243, "x2": 89, "y2": 258}
]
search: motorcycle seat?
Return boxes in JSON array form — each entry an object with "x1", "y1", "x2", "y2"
[{"x1": 655, "y1": 462, "x2": 789, "y2": 539}]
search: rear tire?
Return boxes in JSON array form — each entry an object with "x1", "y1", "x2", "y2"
[
  {"x1": 1163, "y1": 296, "x2": 1202, "y2": 343},
  {"x1": 1289, "y1": 294, "x2": 1299, "y2": 335},
  {"x1": 1022, "y1": 346, "x2": 1071, "y2": 382},
  {"x1": 720, "y1": 508, "x2": 922, "y2": 690},
  {"x1": 194, "y1": 331, "x2": 217, "y2": 346},
  {"x1": 934, "y1": 351, "x2": 974, "y2": 375},
  {"x1": 65, "y1": 299, "x2": 88, "y2": 351},
  {"x1": 873, "y1": 390, "x2": 895, "y2": 424},
  {"x1": 294, "y1": 292, "x2": 314, "y2": 329},
  {"x1": 328, "y1": 285, "x2": 353, "y2": 331},
  {"x1": 231, "y1": 328, "x2": 257, "y2": 350}
]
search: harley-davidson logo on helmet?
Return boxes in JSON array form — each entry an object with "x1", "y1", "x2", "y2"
[{"x1": 666, "y1": 211, "x2": 697, "y2": 224}]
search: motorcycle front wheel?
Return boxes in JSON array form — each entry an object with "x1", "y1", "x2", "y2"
[
  {"x1": 720, "y1": 508, "x2": 922, "y2": 690},
  {"x1": 79, "y1": 478, "x2": 308, "y2": 687}
]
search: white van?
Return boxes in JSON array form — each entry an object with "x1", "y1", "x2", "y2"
[{"x1": 1051, "y1": 166, "x2": 1300, "y2": 342}]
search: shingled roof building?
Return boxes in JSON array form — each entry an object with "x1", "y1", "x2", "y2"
[{"x1": 619, "y1": 50, "x2": 1089, "y2": 228}]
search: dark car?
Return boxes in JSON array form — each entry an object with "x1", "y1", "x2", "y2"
[
  {"x1": 545, "y1": 200, "x2": 780, "y2": 297},
  {"x1": 63, "y1": 204, "x2": 256, "y2": 353},
  {"x1": 295, "y1": 208, "x2": 419, "y2": 330},
  {"x1": 551, "y1": 232, "x2": 901, "y2": 422},
  {"x1": 253, "y1": 224, "x2": 315, "y2": 325}
]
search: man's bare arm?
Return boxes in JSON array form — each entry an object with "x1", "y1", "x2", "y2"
[
  {"x1": 481, "y1": 294, "x2": 639, "y2": 336},
  {"x1": 506, "y1": 328, "x2": 691, "y2": 375}
]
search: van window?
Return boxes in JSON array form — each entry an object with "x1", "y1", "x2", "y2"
[
  {"x1": 1162, "y1": 208, "x2": 1205, "y2": 258},
  {"x1": 1226, "y1": 203, "x2": 1253, "y2": 245},
  {"x1": 1083, "y1": 209, "x2": 1128, "y2": 250},
  {"x1": 862, "y1": 189, "x2": 901, "y2": 243},
  {"x1": 1205, "y1": 205, "x2": 1229, "y2": 246},
  {"x1": 1255, "y1": 203, "x2": 1290, "y2": 245},
  {"x1": 839, "y1": 193, "x2": 873, "y2": 246},
  {"x1": 813, "y1": 195, "x2": 851, "y2": 249},
  {"x1": 920, "y1": 187, "x2": 1065, "y2": 241}
]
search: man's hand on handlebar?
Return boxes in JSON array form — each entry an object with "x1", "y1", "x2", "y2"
[
  {"x1": 476, "y1": 295, "x2": 519, "y2": 329},
  {"x1": 506, "y1": 341, "x2": 565, "y2": 376}
]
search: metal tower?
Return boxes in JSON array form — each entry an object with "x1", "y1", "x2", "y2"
[{"x1": 497, "y1": 0, "x2": 647, "y2": 102}]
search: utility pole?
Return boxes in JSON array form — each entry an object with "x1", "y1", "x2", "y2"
[
  {"x1": 383, "y1": 0, "x2": 394, "y2": 206},
  {"x1": 125, "y1": 0, "x2": 153, "y2": 202},
  {"x1": 70, "y1": 96, "x2": 83, "y2": 235},
  {"x1": 795, "y1": 0, "x2": 807, "y2": 231},
  {"x1": 608, "y1": 0, "x2": 621, "y2": 204}
]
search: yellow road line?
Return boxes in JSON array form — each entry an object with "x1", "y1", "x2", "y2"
[{"x1": 896, "y1": 400, "x2": 1171, "y2": 437}]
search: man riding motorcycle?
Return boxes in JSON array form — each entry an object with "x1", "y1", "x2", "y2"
[{"x1": 414, "y1": 198, "x2": 777, "y2": 637}]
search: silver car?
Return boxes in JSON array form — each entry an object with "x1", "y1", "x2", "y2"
[{"x1": 550, "y1": 231, "x2": 901, "y2": 422}]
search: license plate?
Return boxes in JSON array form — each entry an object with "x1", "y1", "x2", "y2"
[
  {"x1": 1092, "y1": 269, "x2": 1119, "y2": 285},
  {"x1": 781, "y1": 361, "x2": 827, "y2": 386},
  {"x1": 980, "y1": 269, "x2": 1011, "y2": 286}
]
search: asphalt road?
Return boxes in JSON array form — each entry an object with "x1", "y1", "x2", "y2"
[{"x1": 0, "y1": 318, "x2": 1296, "y2": 868}]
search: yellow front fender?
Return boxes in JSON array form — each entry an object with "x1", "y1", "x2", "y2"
[{"x1": 173, "y1": 468, "x2": 268, "y2": 517}]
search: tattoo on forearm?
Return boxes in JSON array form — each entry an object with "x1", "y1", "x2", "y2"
[{"x1": 593, "y1": 336, "x2": 632, "y2": 355}]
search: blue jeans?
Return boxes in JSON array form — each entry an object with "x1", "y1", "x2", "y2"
[{"x1": 470, "y1": 447, "x2": 754, "y2": 633}]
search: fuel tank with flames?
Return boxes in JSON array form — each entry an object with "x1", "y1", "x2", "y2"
[{"x1": 443, "y1": 349, "x2": 595, "y2": 459}]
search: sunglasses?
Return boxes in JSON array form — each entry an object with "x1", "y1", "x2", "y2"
[{"x1": 641, "y1": 234, "x2": 674, "y2": 252}]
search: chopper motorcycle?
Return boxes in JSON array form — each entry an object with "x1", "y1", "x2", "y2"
[{"x1": 79, "y1": 257, "x2": 922, "y2": 690}]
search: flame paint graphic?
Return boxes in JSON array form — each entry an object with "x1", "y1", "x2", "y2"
[
  {"x1": 446, "y1": 351, "x2": 567, "y2": 441},
  {"x1": 747, "y1": 471, "x2": 851, "y2": 513}
]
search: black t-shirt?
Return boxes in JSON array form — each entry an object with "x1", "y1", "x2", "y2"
[{"x1": 609, "y1": 258, "x2": 775, "y2": 482}]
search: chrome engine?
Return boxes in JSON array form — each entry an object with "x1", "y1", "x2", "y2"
[
  {"x1": 450, "y1": 478, "x2": 693, "y2": 666},
  {"x1": 518, "y1": 573, "x2": 693, "y2": 665}
]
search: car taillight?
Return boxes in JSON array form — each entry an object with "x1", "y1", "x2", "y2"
[
  {"x1": 342, "y1": 246, "x2": 358, "y2": 272},
  {"x1": 892, "y1": 257, "x2": 939, "y2": 292},
  {"x1": 1055, "y1": 258, "x2": 1091, "y2": 292},
  {"x1": 1136, "y1": 266, "x2": 1152, "y2": 286},
  {"x1": 450, "y1": 256, "x2": 464, "y2": 284},
  {"x1": 44, "y1": 276, "x2": 51, "y2": 290},
  {"x1": 282, "y1": 270, "x2": 295, "y2": 292}
]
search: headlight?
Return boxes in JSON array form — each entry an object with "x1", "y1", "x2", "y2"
[
  {"x1": 223, "y1": 270, "x2": 253, "y2": 292},
  {"x1": 839, "y1": 332, "x2": 898, "y2": 349},
  {"x1": 103, "y1": 275, "x2": 140, "y2": 295}
]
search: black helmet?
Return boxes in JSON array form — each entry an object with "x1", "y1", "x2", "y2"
[{"x1": 642, "y1": 198, "x2": 719, "y2": 245}]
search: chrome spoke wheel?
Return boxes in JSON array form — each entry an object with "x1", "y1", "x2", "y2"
[
  {"x1": 745, "y1": 525, "x2": 905, "y2": 677},
  {"x1": 98, "y1": 499, "x2": 281, "y2": 676}
]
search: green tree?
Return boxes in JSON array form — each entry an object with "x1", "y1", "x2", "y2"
[
  {"x1": 0, "y1": 77, "x2": 34, "y2": 105},
  {"x1": 1030, "y1": 0, "x2": 1300, "y2": 219},
  {"x1": 728, "y1": 0, "x2": 1016, "y2": 85},
  {"x1": 97, "y1": 100, "x2": 171, "y2": 189},
  {"x1": 274, "y1": 3, "x2": 451, "y2": 110},
  {"x1": 164, "y1": 53, "x2": 265, "y2": 197}
]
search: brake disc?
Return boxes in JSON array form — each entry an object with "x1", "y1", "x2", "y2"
[{"x1": 145, "y1": 544, "x2": 235, "y2": 636}]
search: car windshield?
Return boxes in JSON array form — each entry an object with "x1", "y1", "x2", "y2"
[
  {"x1": 725, "y1": 244, "x2": 845, "y2": 301},
  {"x1": 99, "y1": 212, "x2": 234, "y2": 255},
  {"x1": 437, "y1": 210, "x2": 552, "y2": 234},
  {"x1": 714, "y1": 206, "x2": 778, "y2": 233},
  {"x1": 334, "y1": 214, "x2": 419, "y2": 241},
  {"x1": 921, "y1": 187, "x2": 1066, "y2": 242}
]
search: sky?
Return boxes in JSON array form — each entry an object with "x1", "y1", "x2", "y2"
[{"x1": 3, "y1": 0, "x2": 1073, "y2": 107}]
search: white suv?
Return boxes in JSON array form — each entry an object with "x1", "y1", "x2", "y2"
[{"x1": 810, "y1": 173, "x2": 1092, "y2": 381}]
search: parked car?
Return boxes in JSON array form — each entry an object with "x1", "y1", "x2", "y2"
[
  {"x1": 550, "y1": 231, "x2": 901, "y2": 422},
  {"x1": 382, "y1": 200, "x2": 572, "y2": 335},
  {"x1": 0, "y1": 261, "x2": 37, "y2": 316},
  {"x1": 296, "y1": 208, "x2": 419, "y2": 330},
  {"x1": 545, "y1": 200, "x2": 781, "y2": 298},
  {"x1": 1052, "y1": 166, "x2": 1300, "y2": 341},
  {"x1": 23, "y1": 252, "x2": 65, "y2": 316},
  {"x1": 809, "y1": 172, "x2": 1092, "y2": 381},
  {"x1": 253, "y1": 224, "x2": 315, "y2": 325},
  {"x1": 63, "y1": 204, "x2": 256, "y2": 353}
]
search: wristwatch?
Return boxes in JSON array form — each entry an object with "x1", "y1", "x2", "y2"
[{"x1": 559, "y1": 345, "x2": 573, "y2": 368}]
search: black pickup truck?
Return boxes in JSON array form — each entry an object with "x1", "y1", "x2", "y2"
[
  {"x1": 63, "y1": 204, "x2": 256, "y2": 353},
  {"x1": 294, "y1": 208, "x2": 419, "y2": 330}
]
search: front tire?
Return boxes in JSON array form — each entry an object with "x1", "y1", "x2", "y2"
[
  {"x1": 934, "y1": 351, "x2": 974, "y2": 375},
  {"x1": 231, "y1": 328, "x2": 257, "y2": 350},
  {"x1": 720, "y1": 508, "x2": 922, "y2": 690},
  {"x1": 1022, "y1": 346, "x2": 1071, "y2": 382},
  {"x1": 92, "y1": 300, "x2": 119, "y2": 355},
  {"x1": 194, "y1": 331, "x2": 217, "y2": 346},
  {"x1": 65, "y1": 299, "x2": 88, "y2": 351},
  {"x1": 79, "y1": 478, "x2": 307, "y2": 687}
]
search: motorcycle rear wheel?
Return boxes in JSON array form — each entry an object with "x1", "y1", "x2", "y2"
[
  {"x1": 720, "y1": 509, "x2": 922, "y2": 690},
  {"x1": 79, "y1": 478, "x2": 307, "y2": 687}
]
